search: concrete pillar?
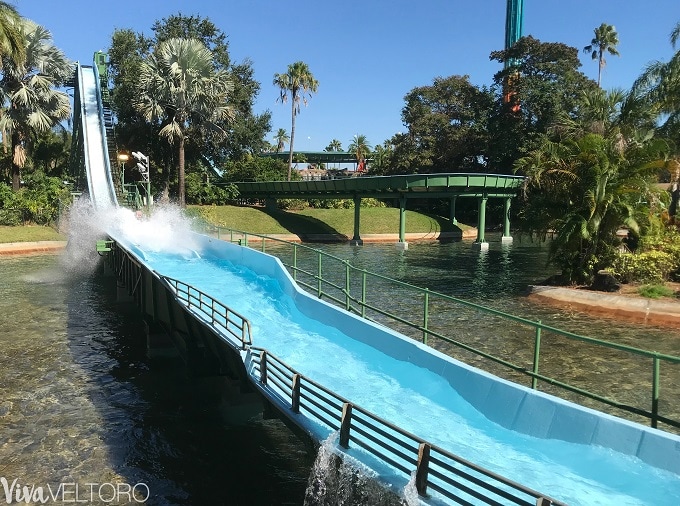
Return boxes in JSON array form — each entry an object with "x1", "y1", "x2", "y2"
[
  {"x1": 265, "y1": 197, "x2": 277, "y2": 210},
  {"x1": 350, "y1": 195, "x2": 363, "y2": 245},
  {"x1": 449, "y1": 196, "x2": 458, "y2": 225},
  {"x1": 502, "y1": 197, "x2": 513, "y2": 244},
  {"x1": 472, "y1": 195, "x2": 489, "y2": 251},
  {"x1": 396, "y1": 195, "x2": 408, "y2": 250}
]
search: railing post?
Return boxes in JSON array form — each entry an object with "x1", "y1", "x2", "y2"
[
  {"x1": 532, "y1": 322, "x2": 542, "y2": 390},
  {"x1": 345, "y1": 264, "x2": 351, "y2": 311},
  {"x1": 652, "y1": 356, "x2": 660, "y2": 429},
  {"x1": 416, "y1": 442, "x2": 430, "y2": 496},
  {"x1": 261, "y1": 237, "x2": 266, "y2": 252},
  {"x1": 317, "y1": 253, "x2": 322, "y2": 298},
  {"x1": 292, "y1": 373, "x2": 301, "y2": 413},
  {"x1": 423, "y1": 288, "x2": 429, "y2": 345},
  {"x1": 260, "y1": 351, "x2": 268, "y2": 385},
  {"x1": 361, "y1": 270, "x2": 367, "y2": 319},
  {"x1": 217, "y1": 227, "x2": 220, "y2": 240},
  {"x1": 536, "y1": 498, "x2": 551, "y2": 506},
  {"x1": 293, "y1": 245, "x2": 298, "y2": 282},
  {"x1": 340, "y1": 402, "x2": 353, "y2": 448}
]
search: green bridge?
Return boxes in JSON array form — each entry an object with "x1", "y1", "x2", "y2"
[{"x1": 234, "y1": 173, "x2": 524, "y2": 250}]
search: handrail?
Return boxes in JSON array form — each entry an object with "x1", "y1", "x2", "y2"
[
  {"x1": 250, "y1": 346, "x2": 566, "y2": 506},
  {"x1": 160, "y1": 275, "x2": 253, "y2": 350},
  {"x1": 205, "y1": 224, "x2": 680, "y2": 431}
]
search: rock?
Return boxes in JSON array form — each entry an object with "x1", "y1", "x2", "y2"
[{"x1": 590, "y1": 270, "x2": 620, "y2": 292}]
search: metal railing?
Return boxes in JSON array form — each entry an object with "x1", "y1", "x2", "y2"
[
  {"x1": 250, "y1": 346, "x2": 565, "y2": 506},
  {"x1": 204, "y1": 225, "x2": 680, "y2": 431},
  {"x1": 160, "y1": 275, "x2": 253, "y2": 350}
]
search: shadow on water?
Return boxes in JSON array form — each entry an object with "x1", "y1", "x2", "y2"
[{"x1": 61, "y1": 261, "x2": 316, "y2": 505}]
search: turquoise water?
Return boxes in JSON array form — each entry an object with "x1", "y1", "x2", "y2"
[{"x1": 137, "y1": 246, "x2": 680, "y2": 506}]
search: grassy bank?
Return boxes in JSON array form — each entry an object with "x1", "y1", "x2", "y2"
[
  {"x1": 0, "y1": 225, "x2": 66, "y2": 243},
  {"x1": 187, "y1": 205, "x2": 472, "y2": 237}
]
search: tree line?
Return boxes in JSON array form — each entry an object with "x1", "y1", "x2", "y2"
[{"x1": 0, "y1": 7, "x2": 678, "y2": 286}]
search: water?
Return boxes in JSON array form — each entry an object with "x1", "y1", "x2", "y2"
[
  {"x1": 134, "y1": 245, "x2": 680, "y2": 505},
  {"x1": 2, "y1": 206, "x2": 679, "y2": 505},
  {"x1": 0, "y1": 254, "x2": 313, "y2": 505}
]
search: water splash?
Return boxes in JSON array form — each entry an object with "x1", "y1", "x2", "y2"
[
  {"x1": 303, "y1": 431, "x2": 406, "y2": 506},
  {"x1": 58, "y1": 198, "x2": 201, "y2": 278},
  {"x1": 402, "y1": 470, "x2": 420, "y2": 506}
]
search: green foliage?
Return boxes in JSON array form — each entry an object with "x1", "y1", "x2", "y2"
[
  {"x1": 612, "y1": 250, "x2": 677, "y2": 283},
  {"x1": 185, "y1": 172, "x2": 238, "y2": 205},
  {"x1": 277, "y1": 199, "x2": 308, "y2": 210},
  {"x1": 222, "y1": 156, "x2": 289, "y2": 182},
  {"x1": 637, "y1": 284, "x2": 675, "y2": 299},
  {"x1": 0, "y1": 172, "x2": 70, "y2": 225}
]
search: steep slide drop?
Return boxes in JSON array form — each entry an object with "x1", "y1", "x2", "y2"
[{"x1": 72, "y1": 62, "x2": 118, "y2": 210}]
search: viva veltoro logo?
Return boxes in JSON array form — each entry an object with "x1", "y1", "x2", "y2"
[{"x1": 0, "y1": 477, "x2": 150, "y2": 504}]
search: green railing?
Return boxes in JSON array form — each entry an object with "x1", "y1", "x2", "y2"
[
  {"x1": 249, "y1": 347, "x2": 565, "y2": 506},
  {"x1": 161, "y1": 275, "x2": 253, "y2": 350},
  {"x1": 205, "y1": 225, "x2": 680, "y2": 432}
]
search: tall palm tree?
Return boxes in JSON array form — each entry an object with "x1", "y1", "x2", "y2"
[
  {"x1": 273, "y1": 61, "x2": 318, "y2": 181},
  {"x1": 134, "y1": 38, "x2": 233, "y2": 206},
  {"x1": 633, "y1": 21, "x2": 680, "y2": 219},
  {"x1": 584, "y1": 23, "x2": 620, "y2": 87},
  {"x1": 0, "y1": 2, "x2": 24, "y2": 68},
  {"x1": 0, "y1": 19, "x2": 71, "y2": 191},
  {"x1": 347, "y1": 134, "x2": 372, "y2": 172},
  {"x1": 273, "y1": 128, "x2": 289, "y2": 153}
]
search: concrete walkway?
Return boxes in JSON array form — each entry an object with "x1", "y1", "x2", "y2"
[
  {"x1": 0, "y1": 241, "x2": 67, "y2": 256},
  {"x1": 528, "y1": 285, "x2": 680, "y2": 328}
]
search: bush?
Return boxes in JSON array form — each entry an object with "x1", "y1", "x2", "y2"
[{"x1": 612, "y1": 250, "x2": 678, "y2": 283}]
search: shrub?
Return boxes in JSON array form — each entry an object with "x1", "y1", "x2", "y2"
[{"x1": 612, "y1": 250, "x2": 678, "y2": 283}]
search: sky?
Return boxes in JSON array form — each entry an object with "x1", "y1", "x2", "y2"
[{"x1": 16, "y1": 0, "x2": 680, "y2": 153}]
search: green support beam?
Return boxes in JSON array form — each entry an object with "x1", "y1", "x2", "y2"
[
  {"x1": 397, "y1": 195, "x2": 408, "y2": 250},
  {"x1": 350, "y1": 195, "x2": 363, "y2": 245},
  {"x1": 502, "y1": 197, "x2": 513, "y2": 244},
  {"x1": 473, "y1": 195, "x2": 489, "y2": 251}
]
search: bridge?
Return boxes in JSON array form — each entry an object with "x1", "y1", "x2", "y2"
[
  {"x1": 234, "y1": 173, "x2": 523, "y2": 249},
  {"x1": 69, "y1": 55, "x2": 680, "y2": 505}
]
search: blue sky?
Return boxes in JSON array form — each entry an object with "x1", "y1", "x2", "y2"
[{"x1": 17, "y1": 1, "x2": 680, "y2": 153}]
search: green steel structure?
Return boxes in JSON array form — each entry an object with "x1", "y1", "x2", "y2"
[
  {"x1": 505, "y1": 0, "x2": 524, "y2": 58},
  {"x1": 235, "y1": 173, "x2": 523, "y2": 249}
]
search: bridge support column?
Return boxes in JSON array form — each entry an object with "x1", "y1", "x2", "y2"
[
  {"x1": 265, "y1": 197, "x2": 277, "y2": 210},
  {"x1": 502, "y1": 197, "x2": 513, "y2": 244},
  {"x1": 449, "y1": 196, "x2": 458, "y2": 225},
  {"x1": 396, "y1": 195, "x2": 408, "y2": 250},
  {"x1": 472, "y1": 195, "x2": 489, "y2": 251},
  {"x1": 350, "y1": 195, "x2": 363, "y2": 245}
]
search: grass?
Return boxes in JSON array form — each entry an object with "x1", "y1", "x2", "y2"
[
  {"x1": 637, "y1": 284, "x2": 677, "y2": 299},
  {"x1": 187, "y1": 205, "x2": 473, "y2": 237},
  {"x1": 0, "y1": 225, "x2": 66, "y2": 243}
]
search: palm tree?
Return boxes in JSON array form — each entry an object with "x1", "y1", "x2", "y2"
[
  {"x1": 0, "y1": 2, "x2": 24, "y2": 68},
  {"x1": 0, "y1": 19, "x2": 71, "y2": 191},
  {"x1": 134, "y1": 38, "x2": 233, "y2": 206},
  {"x1": 324, "y1": 139, "x2": 342, "y2": 152},
  {"x1": 273, "y1": 61, "x2": 318, "y2": 181},
  {"x1": 633, "y1": 21, "x2": 680, "y2": 219},
  {"x1": 347, "y1": 134, "x2": 372, "y2": 172},
  {"x1": 584, "y1": 23, "x2": 620, "y2": 87},
  {"x1": 273, "y1": 128, "x2": 289, "y2": 153}
]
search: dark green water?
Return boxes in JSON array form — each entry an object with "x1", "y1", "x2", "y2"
[{"x1": 1, "y1": 236, "x2": 678, "y2": 504}]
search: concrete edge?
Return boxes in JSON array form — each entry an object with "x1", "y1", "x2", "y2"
[{"x1": 0, "y1": 241, "x2": 68, "y2": 256}]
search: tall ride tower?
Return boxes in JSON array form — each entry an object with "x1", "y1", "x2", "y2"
[{"x1": 504, "y1": 0, "x2": 524, "y2": 63}]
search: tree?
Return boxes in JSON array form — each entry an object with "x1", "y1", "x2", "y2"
[
  {"x1": 392, "y1": 75, "x2": 493, "y2": 173},
  {"x1": 273, "y1": 61, "x2": 318, "y2": 180},
  {"x1": 584, "y1": 23, "x2": 620, "y2": 87},
  {"x1": 0, "y1": 19, "x2": 71, "y2": 191},
  {"x1": 134, "y1": 38, "x2": 233, "y2": 207},
  {"x1": 273, "y1": 128, "x2": 289, "y2": 153},
  {"x1": 515, "y1": 88, "x2": 668, "y2": 283},
  {"x1": 633, "y1": 21, "x2": 680, "y2": 220},
  {"x1": 0, "y1": 2, "x2": 24, "y2": 68},
  {"x1": 489, "y1": 36, "x2": 597, "y2": 171},
  {"x1": 347, "y1": 134, "x2": 372, "y2": 171},
  {"x1": 324, "y1": 139, "x2": 342, "y2": 152}
]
